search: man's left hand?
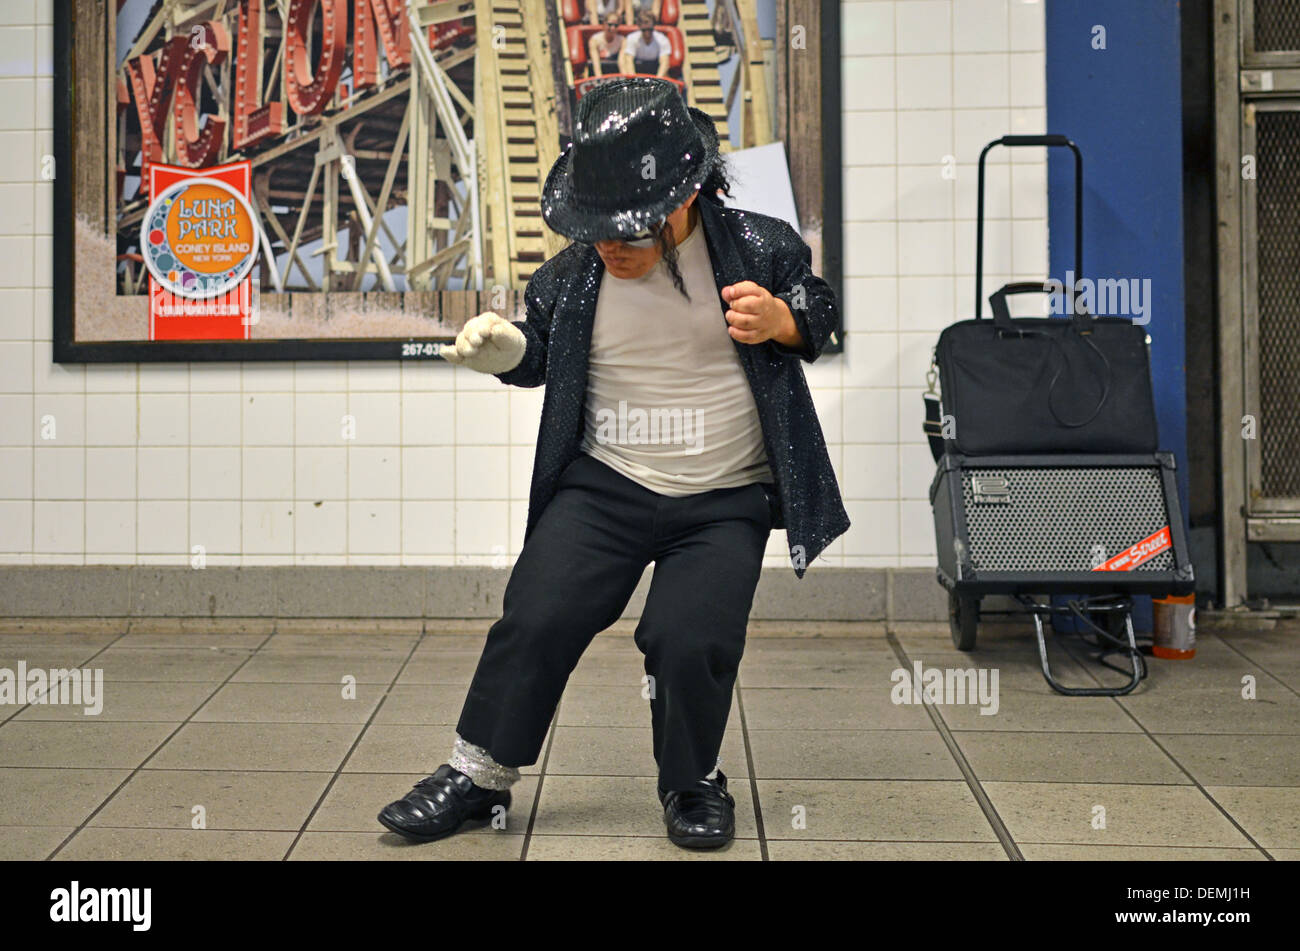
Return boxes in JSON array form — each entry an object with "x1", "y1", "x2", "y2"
[{"x1": 721, "y1": 281, "x2": 803, "y2": 349}]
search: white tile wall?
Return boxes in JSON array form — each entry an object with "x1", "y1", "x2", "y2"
[
  {"x1": 0, "y1": 0, "x2": 1045, "y2": 570},
  {"x1": 838, "y1": 0, "x2": 1047, "y2": 568}
]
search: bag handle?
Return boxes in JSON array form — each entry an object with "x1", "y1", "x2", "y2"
[
  {"x1": 975, "y1": 135, "x2": 1083, "y2": 319},
  {"x1": 988, "y1": 281, "x2": 1092, "y2": 335},
  {"x1": 986, "y1": 284, "x2": 1113, "y2": 429}
]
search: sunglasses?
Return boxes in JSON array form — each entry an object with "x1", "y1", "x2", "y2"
[{"x1": 612, "y1": 221, "x2": 664, "y2": 248}]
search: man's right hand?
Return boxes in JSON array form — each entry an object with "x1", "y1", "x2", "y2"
[{"x1": 440, "y1": 312, "x2": 526, "y2": 375}]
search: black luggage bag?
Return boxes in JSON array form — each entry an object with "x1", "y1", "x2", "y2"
[{"x1": 924, "y1": 135, "x2": 1158, "y2": 460}]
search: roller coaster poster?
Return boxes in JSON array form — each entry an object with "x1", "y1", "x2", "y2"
[{"x1": 53, "y1": 0, "x2": 843, "y2": 362}]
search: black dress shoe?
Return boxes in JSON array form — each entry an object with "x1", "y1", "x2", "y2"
[
  {"x1": 658, "y1": 770, "x2": 736, "y2": 849},
  {"x1": 377, "y1": 763, "x2": 511, "y2": 842}
]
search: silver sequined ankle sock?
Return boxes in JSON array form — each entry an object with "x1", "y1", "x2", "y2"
[{"x1": 448, "y1": 735, "x2": 521, "y2": 791}]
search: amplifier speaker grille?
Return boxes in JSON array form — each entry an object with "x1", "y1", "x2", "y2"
[{"x1": 958, "y1": 466, "x2": 1174, "y2": 572}]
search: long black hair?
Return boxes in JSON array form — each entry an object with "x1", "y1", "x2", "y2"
[{"x1": 652, "y1": 154, "x2": 734, "y2": 299}]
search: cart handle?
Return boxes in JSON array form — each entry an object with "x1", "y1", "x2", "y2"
[
  {"x1": 975, "y1": 135, "x2": 1083, "y2": 319},
  {"x1": 988, "y1": 280, "x2": 1092, "y2": 334}
]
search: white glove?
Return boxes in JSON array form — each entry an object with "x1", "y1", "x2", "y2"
[{"x1": 440, "y1": 312, "x2": 526, "y2": 375}]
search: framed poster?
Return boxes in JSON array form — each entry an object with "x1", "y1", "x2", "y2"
[{"x1": 53, "y1": 0, "x2": 842, "y2": 362}]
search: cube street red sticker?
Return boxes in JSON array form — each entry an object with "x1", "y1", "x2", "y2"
[{"x1": 1091, "y1": 526, "x2": 1173, "y2": 571}]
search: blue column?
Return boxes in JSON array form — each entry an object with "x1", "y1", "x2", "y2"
[{"x1": 1045, "y1": 0, "x2": 1187, "y2": 630}]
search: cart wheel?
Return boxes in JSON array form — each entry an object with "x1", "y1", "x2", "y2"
[{"x1": 948, "y1": 592, "x2": 979, "y2": 651}]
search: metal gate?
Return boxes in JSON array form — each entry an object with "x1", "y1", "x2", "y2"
[{"x1": 1215, "y1": 0, "x2": 1300, "y2": 604}]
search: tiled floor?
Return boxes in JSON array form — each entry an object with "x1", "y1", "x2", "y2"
[{"x1": 1, "y1": 617, "x2": 1296, "y2": 860}]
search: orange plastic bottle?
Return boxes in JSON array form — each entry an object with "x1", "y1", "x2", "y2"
[{"x1": 1152, "y1": 594, "x2": 1196, "y2": 659}]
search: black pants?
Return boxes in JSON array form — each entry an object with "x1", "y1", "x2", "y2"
[{"x1": 456, "y1": 452, "x2": 773, "y2": 790}]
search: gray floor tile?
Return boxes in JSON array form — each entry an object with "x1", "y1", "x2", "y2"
[
  {"x1": 231, "y1": 651, "x2": 405, "y2": 684},
  {"x1": 90, "y1": 648, "x2": 253, "y2": 682},
  {"x1": 290, "y1": 830, "x2": 525, "y2": 860},
  {"x1": 342, "y1": 723, "x2": 540, "y2": 775},
  {"x1": 192, "y1": 681, "x2": 384, "y2": 724},
  {"x1": 744, "y1": 635, "x2": 892, "y2": 652},
  {"x1": 53, "y1": 827, "x2": 296, "y2": 860},
  {"x1": 897, "y1": 646, "x2": 1093, "y2": 683},
  {"x1": 1259, "y1": 663, "x2": 1300, "y2": 692},
  {"x1": 370, "y1": 684, "x2": 469, "y2": 725},
  {"x1": 391, "y1": 652, "x2": 483, "y2": 685},
  {"x1": 14, "y1": 681, "x2": 216, "y2": 721},
  {"x1": 0, "y1": 721, "x2": 177, "y2": 768},
  {"x1": 936, "y1": 687, "x2": 1141, "y2": 733},
  {"x1": 0, "y1": 825, "x2": 76, "y2": 860},
  {"x1": 91, "y1": 646, "x2": 256, "y2": 685},
  {"x1": 146, "y1": 722, "x2": 363, "y2": 772},
  {"x1": 1138, "y1": 645, "x2": 1288, "y2": 694},
  {"x1": 739, "y1": 648, "x2": 908, "y2": 689},
  {"x1": 766, "y1": 840, "x2": 1009, "y2": 860},
  {"x1": 557, "y1": 684, "x2": 740, "y2": 728},
  {"x1": 739, "y1": 687, "x2": 934, "y2": 730},
  {"x1": 271, "y1": 620, "x2": 423, "y2": 637},
  {"x1": 954, "y1": 731, "x2": 1189, "y2": 784},
  {"x1": 545, "y1": 725, "x2": 747, "y2": 777},
  {"x1": 746, "y1": 729, "x2": 960, "y2": 780},
  {"x1": 112, "y1": 633, "x2": 269, "y2": 650},
  {"x1": 4, "y1": 623, "x2": 1294, "y2": 862},
  {"x1": 1156, "y1": 734, "x2": 1300, "y2": 786},
  {"x1": 756, "y1": 778, "x2": 998, "y2": 842},
  {"x1": 0, "y1": 767, "x2": 130, "y2": 826},
  {"x1": 413, "y1": 635, "x2": 491, "y2": 652},
  {"x1": 0, "y1": 648, "x2": 117, "y2": 672},
  {"x1": 894, "y1": 624, "x2": 1064, "y2": 657},
  {"x1": 0, "y1": 633, "x2": 120, "y2": 649},
  {"x1": 1208, "y1": 630, "x2": 1299, "y2": 666},
  {"x1": 568, "y1": 651, "x2": 652, "y2": 686},
  {"x1": 87, "y1": 769, "x2": 333, "y2": 831},
  {"x1": 525, "y1": 834, "x2": 762, "y2": 860},
  {"x1": 982, "y1": 781, "x2": 1256, "y2": 848},
  {"x1": 258, "y1": 632, "x2": 419, "y2": 652},
  {"x1": 1118, "y1": 685, "x2": 1300, "y2": 734},
  {"x1": 1205, "y1": 785, "x2": 1300, "y2": 850},
  {"x1": 1018, "y1": 843, "x2": 1267, "y2": 861}
]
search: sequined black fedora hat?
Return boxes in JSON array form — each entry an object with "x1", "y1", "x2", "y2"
[{"x1": 541, "y1": 77, "x2": 720, "y2": 243}]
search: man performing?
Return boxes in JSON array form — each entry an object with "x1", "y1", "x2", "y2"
[{"x1": 378, "y1": 78, "x2": 848, "y2": 850}]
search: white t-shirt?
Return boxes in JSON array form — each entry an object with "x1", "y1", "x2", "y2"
[
  {"x1": 580, "y1": 218, "x2": 773, "y2": 496},
  {"x1": 625, "y1": 29, "x2": 671, "y2": 63}
]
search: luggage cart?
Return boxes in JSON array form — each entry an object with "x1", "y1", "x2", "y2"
[
  {"x1": 927, "y1": 136, "x2": 1196, "y2": 696},
  {"x1": 931, "y1": 452, "x2": 1195, "y2": 697},
  {"x1": 950, "y1": 592, "x2": 1143, "y2": 697}
]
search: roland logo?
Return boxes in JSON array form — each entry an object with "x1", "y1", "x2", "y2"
[{"x1": 972, "y1": 475, "x2": 1010, "y2": 504}]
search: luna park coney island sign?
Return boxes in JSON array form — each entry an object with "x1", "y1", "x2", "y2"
[
  {"x1": 140, "y1": 161, "x2": 261, "y2": 340},
  {"x1": 124, "y1": 0, "x2": 414, "y2": 194}
]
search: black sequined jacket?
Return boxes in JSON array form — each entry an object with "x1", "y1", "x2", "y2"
[{"x1": 493, "y1": 193, "x2": 850, "y2": 577}]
